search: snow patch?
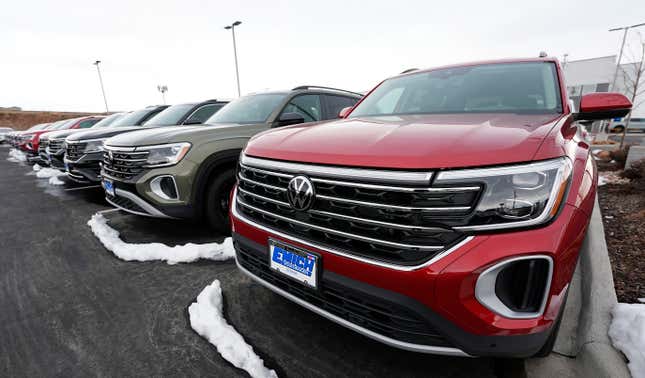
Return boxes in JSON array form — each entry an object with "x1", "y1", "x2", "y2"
[
  {"x1": 598, "y1": 172, "x2": 629, "y2": 186},
  {"x1": 49, "y1": 175, "x2": 65, "y2": 185},
  {"x1": 87, "y1": 213, "x2": 235, "y2": 264},
  {"x1": 189, "y1": 280, "x2": 278, "y2": 378},
  {"x1": 36, "y1": 167, "x2": 64, "y2": 179},
  {"x1": 609, "y1": 303, "x2": 645, "y2": 378},
  {"x1": 8, "y1": 148, "x2": 26, "y2": 162},
  {"x1": 33, "y1": 163, "x2": 42, "y2": 171}
]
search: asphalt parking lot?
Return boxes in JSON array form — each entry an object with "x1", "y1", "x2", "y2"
[{"x1": 0, "y1": 145, "x2": 523, "y2": 378}]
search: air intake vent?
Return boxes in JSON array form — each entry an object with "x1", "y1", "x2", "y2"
[
  {"x1": 475, "y1": 255, "x2": 552, "y2": 319},
  {"x1": 494, "y1": 259, "x2": 550, "y2": 313}
]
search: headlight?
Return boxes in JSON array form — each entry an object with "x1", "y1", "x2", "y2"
[
  {"x1": 83, "y1": 139, "x2": 106, "y2": 153},
  {"x1": 435, "y1": 157, "x2": 572, "y2": 231},
  {"x1": 140, "y1": 142, "x2": 191, "y2": 167}
]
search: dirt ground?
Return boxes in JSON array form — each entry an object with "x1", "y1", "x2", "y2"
[
  {"x1": 598, "y1": 182, "x2": 645, "y2": 303},
  {"x1": 0, "y1": 110, "x2": 104, "y2": 130}
]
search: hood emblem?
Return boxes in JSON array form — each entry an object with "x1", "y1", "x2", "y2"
[{"x1": 287, "y1": 176, "x2": 315, "y2": 211}]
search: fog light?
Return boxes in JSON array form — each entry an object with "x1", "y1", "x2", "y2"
[
  {"x1": 150, "y1": 175, "x2": 179, "y2": 200},
  {"x1": 475, "y1": 255, "x2": 552, "y2": 319}
]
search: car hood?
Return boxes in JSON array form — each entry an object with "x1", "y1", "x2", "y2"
[
  {"x1": 244, "y1": 113, "x2": 565, "y2": 169},
  {"x1": 40, "y1": 128, "x2": 86, "y2": 141},
  {"x1": 105, "y1": 123, "x2": 259, "y2": 147},
  {"x1": 65, "y1": 126, "x2": 145, "y2": 142}
]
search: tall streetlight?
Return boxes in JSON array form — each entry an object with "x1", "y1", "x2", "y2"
[
  {"x1": 224, "y1": 20, "x2": 242, "y2": 97},
  {"x1": 609, "y1": 22, "x2": 645, "y2": 91},
  {"x1": 157, "y1": 85, "x2": 168, "y2": 104},
  {"x1": 93, "y1": 60, "x2": 109, "y2": 113}
]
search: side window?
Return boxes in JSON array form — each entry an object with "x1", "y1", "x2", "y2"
[
  {"x1": 185, "y1": 104, "x2": 224, "y2": 124},
  {"x1": 323, "y1": 95, "x2": 360, "y2": 119},
  {"x1": 280, "y1": 94, "x2": 322, "y2": 123},
  {"x1": 79, "y1": 119, "x2": 99, "y2": 128}
]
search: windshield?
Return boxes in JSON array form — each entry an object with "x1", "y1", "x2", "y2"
[
  {"x1": 350, "y1": 62, "x2": 562, "y2": 118},
  {"x1": 110, "y1": 109, "x2": 153, "y2": 127},
  {"x1": 206, "y1": 94, "x2": 286, "y2": 124},
  {"x1": 54, "y1": 119, "x2": 79, "y2": 130},
  {"x1": 92, "y1": 113, "x2": 125, "y2": 128},
  {"x1": 143, "y1": 104, "x2": 194, "y2": 126}
]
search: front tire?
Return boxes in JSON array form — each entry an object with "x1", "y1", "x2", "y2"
[{"x1": 205, "y1": 168, "x2": 237, "y2": 234}]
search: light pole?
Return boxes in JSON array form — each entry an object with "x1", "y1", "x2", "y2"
[
  {"x1": 157, "y1": 85, "x2": 168, "y2": 104},
  {"x1": 93, "y1": 60, "x2": 109, "y2": 113},
  {"x1": 224, "y1": 20, "x2": 242, "y2": 97},
  {"x1": 609, "y1": 22, "x2": 645, "y2": 91}
]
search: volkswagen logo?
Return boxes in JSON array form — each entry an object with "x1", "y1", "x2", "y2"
[{"x1": 287, "y1": 176, "x2": 315, "y2": 211}]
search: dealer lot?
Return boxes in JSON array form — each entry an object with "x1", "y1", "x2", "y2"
[{"x1": 0, "y1": 147, "x2": 520, "y2": 377}]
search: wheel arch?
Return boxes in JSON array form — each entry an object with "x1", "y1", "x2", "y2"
[{"x1": 191, "y1": 148, "x2": 242, "y2": 219}]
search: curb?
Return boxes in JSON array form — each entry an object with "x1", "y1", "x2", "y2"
[{"x1": 526, "y1": 197, "x2": 630, "y2": 378}]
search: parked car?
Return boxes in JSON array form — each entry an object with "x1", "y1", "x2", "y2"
[
  {"x1": 18, "y1": 118, "x2": 93, "y2": 162},
  {"x1": 41, "y1": 113, "x2": 125, "y2": 169},
  {"x1": 609, "y1": 116, "x2": 645, "y2": 133},
  {"x1": 230, "y1": 59, "x2": 631, "y2": 357},
  {"x1": 101, "y1": 86, "x2": 361, "y2": 232},
  {"x1": 8, "y1": 123, "x2": 49, "y2": 148},
  {"x1": 0, "y1": 127, "x2": 14, "y2": 144},
  {"x1": 62, "y1": 105, "x2": 170, "y2": 182}
]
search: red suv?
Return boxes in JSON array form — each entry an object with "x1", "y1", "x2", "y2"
[{"x1": 230, "y1": 58, "x2": 631, "y2": 357}]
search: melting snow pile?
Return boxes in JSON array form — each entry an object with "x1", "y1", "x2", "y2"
[
  {"x1": 87, "y1": 213, "x2": 235, "y2": 264},
  {"x1": 35, "y1": 166, "x2": 66, "y2": 185},
  {"x1": 609, "y1": 303, "x2": 645, "y2": 378},
  {"x1": 8, "y1": 148, "x2": 27, "y2": 162},
  {"x1": 189, "y1": 280, "x2": 278, "y2": 378},
  {"x1": 598, "y1": 171, "x2": 630, "y2": 186}
]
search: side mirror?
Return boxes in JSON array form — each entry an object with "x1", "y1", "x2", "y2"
[
  {"x1": 277, "y1": 112, "x2": 305, "y2": 126},
  {"x1": 183, "y1": 119, "x2": 203, "y2": 125},
  {"x1": 574, "y1": 93, "x2": 632, "y2": 121},
  {"x1": 338, "y1": 106, "x2": 353, "y2": 119}
]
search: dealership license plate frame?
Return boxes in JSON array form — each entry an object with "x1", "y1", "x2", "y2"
[
  {"x1": 268, "y1": 238, "x2": 321, "y2": 290},
  {"x1": 102, "y1": 178, "x2": 115, "y2": 197}
]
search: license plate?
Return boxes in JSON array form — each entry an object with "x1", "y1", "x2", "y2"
[
  {"x1": 102, "y1": 179, "x2": 115, "y2": 197},
  {"x1": 269, "y1": 239, "x2": 319, "y2": 289}
]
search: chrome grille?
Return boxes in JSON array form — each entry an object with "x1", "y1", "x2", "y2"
[
  {"x1": 65, "y1": 142, "x2": 87, "y2": 161},
  {"x1": 48, "y1": 139, "x2": 65, "y2": 154},
  {"x1": 38, "y1": 139, "x2": 49, "y2": 155},
  {"x1": 235, "y1": 156, "x2": 482, "y2": 266},
  {"x1": 101, "y1": 147, "x2": 149, "y2": 180}
]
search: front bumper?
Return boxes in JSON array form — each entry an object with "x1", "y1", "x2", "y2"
[
  {"x1": 230, "y1": 187, "x2": 590, "y2": 357},
  {"x1": 64, "y1": 152, "x2": 103, "y2": 183}
]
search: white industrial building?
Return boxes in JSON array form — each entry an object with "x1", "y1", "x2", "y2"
[{"x1": 563, "y1": 55, "x2": 644, "y2": 118}]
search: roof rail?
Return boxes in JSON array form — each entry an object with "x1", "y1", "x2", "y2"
[
  {"x1": 400, "y1": 68, "x2": 419, "y2": 74},
  {"x1": 292, "y1": 85, "x2": 363, "y2": 97}
]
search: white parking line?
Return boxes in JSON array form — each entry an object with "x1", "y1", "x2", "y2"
[
  {"x1": 97, "y1": 208, "x2": 120, "y2": 215},
  {"x1": 64, "y1": 185, "x2": 101, "y2": 191}
]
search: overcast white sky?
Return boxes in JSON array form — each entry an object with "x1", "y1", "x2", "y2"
[{"x1": 2, "y1": 0, "x2": 644, "y2": 112}]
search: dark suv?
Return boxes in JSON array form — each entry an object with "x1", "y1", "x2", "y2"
[{"x1": 101, "y1": 86, "x2": 361, "y2": 232}]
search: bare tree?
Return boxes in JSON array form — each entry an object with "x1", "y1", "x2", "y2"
[{"x1": 618, "y1": 39, "x2": 645, "y2": 149}]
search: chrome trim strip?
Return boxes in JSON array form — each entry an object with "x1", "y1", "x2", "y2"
[
  {"x1": 235, "y1": 259, "x2": 471, "y2": 357},
  {"x1": 110, "y1": 188, "x2": 173, "y2": 218},
  {"x1": 316, "y1": 194, "x2": 472, "y2": 212},
  {"x1": 237, "y1": 198, "x2": 443, "y2": 251},
  {"x1": 238, "y1": 174, "x2": 287, "y2": 192},
  {"x1": 240, "y1": 164, "x2": 294, "y2": 178},
  {"x1": 232, "y1": 188, "x2": 474, "y2": 271},
  {"x1": 238, "y1": 187, "x2": 450, "y2": 232},
  {"x1": 475, "y1": 255, "x2": 553, "y2": 319},
  {"x1": 103, "y1": 145, "x2": 136, "y2": 152},
  {"x1": 242, "y1": 155, "x2": 433, "y2": 185},
  {"x1": 312, "y1": 177, "x2": 480, "y2": 193},
  {"x1": 435, "y1": 157, "x2": 564, "y2": 181}
]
